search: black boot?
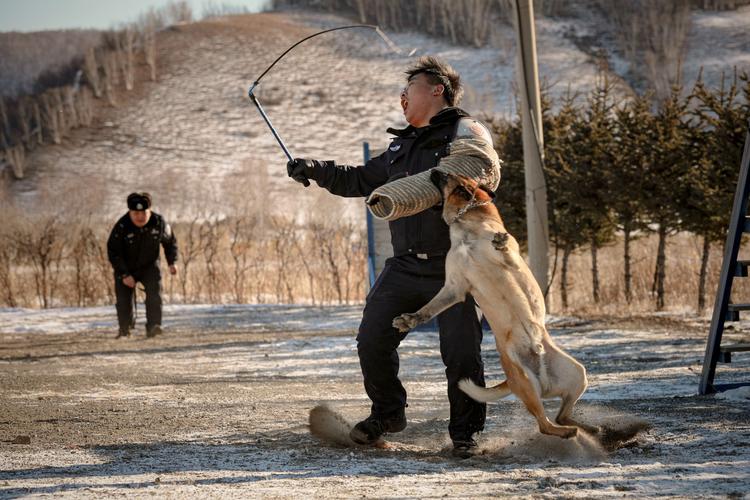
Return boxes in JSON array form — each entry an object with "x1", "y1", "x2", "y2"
[
  {"x1": 146, "y1": 324, "x2": 162, "y2": 338},
  {"x1": 451, "y1": 438, "x2": 478, "y2": 459},
  {"x1": 349, "y1": 408, "x2": 407, "y2": 445}
]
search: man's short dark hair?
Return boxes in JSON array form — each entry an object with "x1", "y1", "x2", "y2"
[
  {"x1": 405, "y1": 56, "x2": 463, "y2": 107},
  {"x1": 127, "y1": 192, "x2": 152, "y2": 211}
]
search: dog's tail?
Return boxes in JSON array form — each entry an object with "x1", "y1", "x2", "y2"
[{"x1": 458, "y1": 378, "x2": 511, "y2": 402}]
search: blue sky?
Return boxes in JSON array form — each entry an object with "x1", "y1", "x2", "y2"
[{"x1": 0, "y1": 0, "x2": 268, "y2": 32}]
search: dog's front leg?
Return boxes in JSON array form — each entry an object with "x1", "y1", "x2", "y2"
[{"x1": 393, "y1": 281, "x2": 467, "y2": 333}]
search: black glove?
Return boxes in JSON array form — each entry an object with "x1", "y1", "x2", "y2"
[{"x1": 286, "y1": 158, "x2": 316, "y2": 187}]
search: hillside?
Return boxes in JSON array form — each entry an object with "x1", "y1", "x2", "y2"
[{"x1": 3, "y1": 7, "x2": 750, "y2": 220}]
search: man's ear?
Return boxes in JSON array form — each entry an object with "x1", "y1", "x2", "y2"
[{"x1": 433, "y1": 83, "x2": 445, "y2": 97}]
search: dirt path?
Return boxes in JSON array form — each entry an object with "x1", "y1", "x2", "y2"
[{"x1": 1, "y1": 308, "x2": 749, "y2": 498}]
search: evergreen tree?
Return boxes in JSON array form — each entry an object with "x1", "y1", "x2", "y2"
[
  {"x1": 643, "y1": 85, "x2": 691, "y2": 310},
  {"x1": 684, "y1": 71, "x2": 750, "y2": 311},
  {"x1": 569, "y1": 75, "x2": 618, "y2": 303},
  {"x1": 611, "y1": 92, "x2": 653, "y2": 303},
  {"x1": 489, "y1": 117, "x2": 528, "y2": 246},
  {"x1": 544, "y1": 94, "x2": 590, "y2": 308}
]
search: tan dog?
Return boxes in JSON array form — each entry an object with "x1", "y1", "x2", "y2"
[{"x1": 393, "y1": 171, "x2": 596, "y2": 439}]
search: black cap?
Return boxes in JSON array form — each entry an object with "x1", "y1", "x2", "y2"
[{"x1": 127, "y1": 192, "x2": 152, "y2": 211}]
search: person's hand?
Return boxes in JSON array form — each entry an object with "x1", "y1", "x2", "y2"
[
  {"x1": 169, "y1": 265, "x2": 177, "y2": 276},
  {"x1": 122, "y1": 275, "x2": 136, "y2": 288},
  {"x1": 286, "y1": 159, "x2": 313, "y2": 187}
]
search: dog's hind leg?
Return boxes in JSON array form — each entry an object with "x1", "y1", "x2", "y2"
[
  {"x1": 555, "y1": 366, "x2": 599, "y2": 434},
  {"x1": 503, "y1": 353, "x2": 578, "y2": 439}
]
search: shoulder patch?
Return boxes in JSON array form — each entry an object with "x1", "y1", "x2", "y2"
[
  {"x1": 389, "y1": 144, "x2": 401, "y2": 152},
  {"x1": 456, "y1": 118, "x2": 493, "y2": 145}
]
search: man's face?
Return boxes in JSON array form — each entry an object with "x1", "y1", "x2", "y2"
[
  {"x1": 400, "y1": 73, "x2": 443, "y2": 127},
  {"x1": 129, "y1": 209, "x2": 151, "y2": 228}
]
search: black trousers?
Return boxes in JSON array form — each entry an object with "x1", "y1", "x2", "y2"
[
  {"x1": 357, "y1": 255, "x2": 486, "y2": 442},
  {"x1": 114, "y1": 265, "x2": 162, "y2": 332}
]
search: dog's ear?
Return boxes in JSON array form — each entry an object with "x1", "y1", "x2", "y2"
[{"x1": 478, "y1": 184, "x2": 496, "y2": 199}]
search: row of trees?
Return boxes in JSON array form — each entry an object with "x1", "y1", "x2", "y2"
[
  {"x1": 491, "y1": 71, "x2": 750, "y2": 311},
  {"x1": 0, "y1": 0, "x2": 208, "y2": 180},
  {"x1": 0, "y1": 27, "x2": 158, "y2": 180},
  {"x1": 2, "y1": 72, "x2": 748, "y2": 312},
  {"x1": 0, "y1": 0, "x2": 264, "y2": 180},
  {"x1": 0, "y1": 210, "x2": 366, "y2": 309}
]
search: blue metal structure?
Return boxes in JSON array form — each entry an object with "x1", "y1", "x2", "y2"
[{"x1": 364, "y1": 142, "x2": 377, "y2": 288}]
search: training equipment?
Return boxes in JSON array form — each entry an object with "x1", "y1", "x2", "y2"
[
  {"x1": 247, "y1": 25, "x2": 401, "y2": 187},
  {"x1": 366, "y1": 137, "x2": 502, "y2": 221}
]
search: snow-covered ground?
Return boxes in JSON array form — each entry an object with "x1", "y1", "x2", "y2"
[{"x1": 1, "y1": 304, "x2": 749, "y2": 498}]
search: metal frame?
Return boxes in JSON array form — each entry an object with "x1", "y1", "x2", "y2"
[{"x1": 699, "y1": 123, "x2": 750, "y2": 394}]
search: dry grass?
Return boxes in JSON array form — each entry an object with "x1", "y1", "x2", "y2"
[{"x1": 545, "y1": 231, "x2": 746, "y2": 316}]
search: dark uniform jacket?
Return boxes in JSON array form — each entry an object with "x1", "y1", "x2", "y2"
[
  {"x1": 107, "y1": 212, "x2": 178, "y2": 278},
  {"x1": 309, "y1": 107, "x2": 470, "y2": 257}
]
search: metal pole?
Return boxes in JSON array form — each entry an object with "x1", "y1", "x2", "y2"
[
  {"x1": 514, "y1": 0, "x2": 550, "y2": 297},
  {"x1": 364, "y1": 142, "x2": 377, "y2": 288}
]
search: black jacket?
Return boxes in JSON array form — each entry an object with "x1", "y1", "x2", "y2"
[
  {"x1": 107, "y1": 212, "x2": 178, "y2": 277},
  {"x1": 309, "y1": 107, "x2": 470, "y2": 257}
]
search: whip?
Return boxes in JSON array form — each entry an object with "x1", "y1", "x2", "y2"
[{"x1": 247, "y1": 25, "x2": 403, "y2": 186}]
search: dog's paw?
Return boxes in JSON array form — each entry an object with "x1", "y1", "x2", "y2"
[
  {"x1": 393, "y1": 313, "x2": 421, "y2": 333},
  {"x1": 492, "y1": 232, "x2": 510, "y2": 251}
]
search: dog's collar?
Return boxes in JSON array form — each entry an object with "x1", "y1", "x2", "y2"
[{"x1": 447, "y1": 195, "x2": 493, "y2": 225}]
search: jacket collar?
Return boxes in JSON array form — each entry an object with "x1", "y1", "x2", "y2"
[{"x1": 387, "y1": 107, "x2": 469, "y2": 138}]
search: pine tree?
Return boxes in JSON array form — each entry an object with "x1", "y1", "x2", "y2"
[
  {"x1": 489, "y1": 117, "x2": 527, "y2": 246},
  {"x1": 643, "y1": 85, "x2": 691, "y2": 310},
  {"x1": 544, "y1": 94, "x2": 590, "y2": 308},
  {"x1": 684, "y1": 71, "x2": 750, "y2": 311},
  {"x1": 568, "y1": 75, "x2": 618, "y2": 304},
  {"x1": 611, "y1": 92, "x2": 653, "y2": 303}
]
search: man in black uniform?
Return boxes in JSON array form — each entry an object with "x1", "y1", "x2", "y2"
[
  {"x1": 287, "y1": 56, "x2": 494, "y2": 458},
  {"x1": 107, "y1": 192, "x2": 178, "y2": 338}
]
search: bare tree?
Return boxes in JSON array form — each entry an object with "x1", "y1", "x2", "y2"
[
  {"x1": 13, "y1": 216, "x2": 66, "y2": 308},
  {"x1": 84, "y1": 47, "x2": 102, "y2": 98},
  {"x1": 604, "y1": 0, "x2": 691, "y2": 99},
  {"x1": 41, "y1": 90, "x2": 61, "y2": 144},
  {"x1": 102, "y1": 51, "x2": 117, "y2": 106},
  {"x1": 62, "y1": 86, "x2": 79, "y2": 129},
  {"x1": 144, "y1": 29, "x2": 157, "y2": 82},
  {"x1": 0, "y1": 97, "x2": 10, "y2": 149},
  {"x1": 270, "y1": 216, "x2": 298, "y2": 303},
  {"x1": 228, "y1": 215, "x2": 259, "y2": 303},
  {"x1": 17, "y1": 97, "x2": 31, "y2": 144},
  {"x1": 164, "y1": 0, "x2": 194, "y2": 24},
  {"x1": 199, "y1": 217, "x2": 223, "y2": 303},
  {"x1": 123, "y1": 28, "x2": 135, "y2": 91},
  {"x1": 6, "y1": 144, "x2": 25, "y2": 179},
  {"x1": 76, "y1": 86, "x2": 94, "y2": 127},
  {"x1": 71, "y1": 224, "x2": 104, "y2": 306},
  {"x1": 291, "y1": 227, "x2": 318, "y2": 305},
  {"x1": 175, "y1": 216, "x2": 204, "y2": 302},
  {"x1": 31, "y1": 99, "x2": 43, "y2": 145},
  {"x1": 0, "y1": 221, "x2": 18, "y2": 307}
]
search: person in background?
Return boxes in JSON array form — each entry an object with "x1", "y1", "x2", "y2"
[{"x1": 107, "y1": 192, "x2": 178, "y2": 338}]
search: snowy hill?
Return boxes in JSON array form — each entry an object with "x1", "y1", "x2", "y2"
[{"x1": 5, "y1": 7, "x2": 750, "y2": 220}]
